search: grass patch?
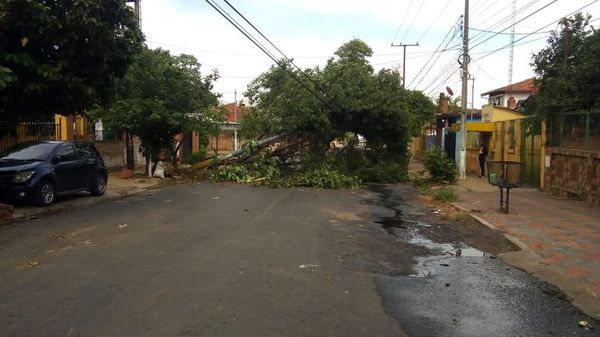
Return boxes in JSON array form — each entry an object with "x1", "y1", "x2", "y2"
[{"x1": 431, "y1": 187, "x2": 457, "y2": 202}]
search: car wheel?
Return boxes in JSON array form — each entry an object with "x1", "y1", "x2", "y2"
[
  {"x1": 36, "y1": 180, "x2": 55, "y2": 207},
  {"x1": 90, "y1": 174, "x2": 107, "y2": 196}
]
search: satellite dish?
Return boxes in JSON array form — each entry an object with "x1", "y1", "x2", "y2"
[{"x1": 446, "y1": 87, "x2": 454, "y2": 96}]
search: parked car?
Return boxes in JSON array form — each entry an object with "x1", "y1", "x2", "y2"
[{"x1": 0, "y1": 141, "x2": 107, "y2": 206}]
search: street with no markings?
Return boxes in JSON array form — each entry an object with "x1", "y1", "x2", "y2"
[{"x1": 0, "y1": 182, "x2": 597, "y2": 337}]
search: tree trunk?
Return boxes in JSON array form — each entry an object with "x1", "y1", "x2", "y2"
[{"x1": 125, "y1": 131, "x2": 134, "y2": 170}]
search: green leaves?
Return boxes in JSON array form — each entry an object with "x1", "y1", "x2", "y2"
[
  {"x1": 243, "y1": 39, "x2": 435, "y2": 164},
  {"x1": 94, "y1": 47, "x2": 220, "y2": 162},
  {"x1": 526, "y1": 13, "x2": 600, "y2": 124},
  {"x1": 0, "y1": 0, "x2": 143, "y2": 122}
]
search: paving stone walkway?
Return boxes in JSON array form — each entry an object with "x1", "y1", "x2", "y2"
[{"x1": 452, "y1": 175, "x2": 600, "y2": 318}]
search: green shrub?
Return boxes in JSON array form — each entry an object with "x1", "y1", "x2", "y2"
[
  {"x1": 211, "y1": 165, "x2": 252, "y2": 182},
  {"x1": 294, "y1": 164, "x2": 361, "y2": 189},
  {"x1": 431, "y1": 187, "x2": 457, "y2": 202},
  {"x1": 424, "y1": 146, "x2": 457, "y2": 183},
  {"x1": 211, "y1": 151, "x2": 281, "y2": 184},
  {"x1": 358, "y1": 161, "x2": 408, "y2": 183}
]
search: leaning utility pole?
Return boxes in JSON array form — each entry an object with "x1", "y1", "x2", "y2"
[
  {"x1": 390, "y1": 42, "x2": 419, "y2": 88},
  {"x1": 459, "y1": 0, "x2": 470, "y2": 180}
]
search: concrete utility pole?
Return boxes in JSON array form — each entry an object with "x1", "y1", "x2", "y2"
[
  {"x1": 459, "y1": 0, "x2": 470, "y2": 180},
  {"x1": 470, "y1": 76, "x2": 475, "y2": 121},
  {"x1": 390, "y1": 42, "x2": 419, "y2": 88}
]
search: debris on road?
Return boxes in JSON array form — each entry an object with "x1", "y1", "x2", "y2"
[
  {"x1": 80, "y1": 240, "x2": 92, "y2": 245},
  {"x1": 51, "y1": 233, "x2": 70, "y2": 241},
  {"x1": 25, "y1": 260, "x2": 39, "y2": 267},
  {"x1": 118, "y1": 224, "x2": 128, "y2": 229},
  {"x1": 298, "y1": 264, "x2": 319, "y2": 269},
  {"x1": 211, "y1": 196, "x2": 220, "y2": 200},
  {"x1": 579, "y1": 320, "x2": 589, "y2": 328}
]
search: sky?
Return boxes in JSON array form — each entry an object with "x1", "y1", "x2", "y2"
[{"x1": 141, "y1": 0, "x2": 600, "y2": 108}]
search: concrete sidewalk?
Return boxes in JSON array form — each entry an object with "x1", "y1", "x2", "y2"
[{"x1": 452, "y1": 175, "x2": 600, "y2": 319}]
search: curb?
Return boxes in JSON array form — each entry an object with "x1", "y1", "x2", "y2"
[{"x1": 451, "y1": 202, "x2": 600, "y2": 320}]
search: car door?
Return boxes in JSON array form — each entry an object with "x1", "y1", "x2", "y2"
[
  {"x1": 75, "y1": 143, "x2": 98, "y2": 187},
  {"x1": 52, "y1": 143, "x2": 83, "y2": 192}
]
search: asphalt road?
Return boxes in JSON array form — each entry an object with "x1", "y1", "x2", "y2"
[{"x1": 0, "y1": 182, "x2": 597, "y2": 337}]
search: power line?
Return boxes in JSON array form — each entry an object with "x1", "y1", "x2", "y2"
[
  {"x1": 407, "y1": 17, "x2": 461, "y2": 88},
  {"x1": 410, "y1": 17, "x2": 462, "y2": 89},
  {"x1": 221, "y1": 0, "x2": 326, "y2": 94},
  {"x1": 469, "y1": 0, "x2": 541, "y2": 45},
  {"x1": 204, "y1": 0, "x2": 329, "y2": 108},
  {"x1": 470, "y1": 27, "x2": 553, "y2": 35},
  {"x1": 417, "y1": 0, "x2": 455, "y2": 42},
  {"x1": 470, "y1": 0, "x2": 560, "y2": 50},
  {"x1": 473, "y1": 0, "x2": 599, "y2": 62},
  {"x1": 399, "y1": 0, "x2": 428, "y2": 43},
  {"x1": 391, "y1": 0, "x2": 415, "y2": 43}
]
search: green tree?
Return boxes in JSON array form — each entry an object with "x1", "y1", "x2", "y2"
[
  {"x1": 90, "y1": 48, "x2": 221, "y2": 172},
  {"x1": 526, "y1": 13, "x2": 599, "y2": 128},
  {"x1": 0, "y1": 0, "x2": 143, "y2": 123},
  {"x1": 323, "y1": 39, "x2": 434, "y2": 158},
  {"x1": 243, "y1": 39, "x2": 435, "y2": 163},
  {"x1": 243, "y1": 61, "x2": 333, "y2": 149}
]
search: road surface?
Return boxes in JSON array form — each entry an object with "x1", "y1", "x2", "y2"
[{"x1": 0, "y1": 182, "x2": 596, "y2": 336}]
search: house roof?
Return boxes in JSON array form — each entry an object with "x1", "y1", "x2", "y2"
[
  {"x1": 480, "y1": 78, "x2": 537, "y2": 97},
  {"x1": 223, "y1": 102, "x2": 250, "y2": 123}
]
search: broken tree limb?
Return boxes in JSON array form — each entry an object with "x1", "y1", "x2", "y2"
[{"x1": 192, "y1": 132, "x2": 291, "y2": 170}]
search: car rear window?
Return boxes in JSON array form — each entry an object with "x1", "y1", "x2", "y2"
[
  {"x1": 76, "y1": 143, "x2": 98, "y2": 160},
  {"x1": 0, "y1": 142, "x2": 56, "y2": 161}
]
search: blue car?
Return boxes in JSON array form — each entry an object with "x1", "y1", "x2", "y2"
[{"x1": 0, "y1": 141, "x2": 107, "y2": 206}]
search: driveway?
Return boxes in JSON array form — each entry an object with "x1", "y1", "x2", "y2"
[{"x1": 0, "y1": 182, "x2": 596, "y2": 336}]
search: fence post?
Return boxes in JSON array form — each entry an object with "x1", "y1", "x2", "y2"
[{"x1": 584, "y1": 110, "x2": 590, "y2": 150}]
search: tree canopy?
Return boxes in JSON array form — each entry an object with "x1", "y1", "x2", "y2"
[
  {"x1": 0, "y1": 0, "x2": 143, "y2": 123},
  {"x1": 90, "y1": 48, "x2": 222, "y2": 164},
  {"x1": 243, "y1": 39, "x2": 435, "y2": 161},
  {"x1": 526, "y1": 13, "x2": 600, "y2": 118}
]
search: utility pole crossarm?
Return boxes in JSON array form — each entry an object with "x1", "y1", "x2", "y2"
[{"x1": 391, "y1": 42, "x2": 419, "y2": 88}]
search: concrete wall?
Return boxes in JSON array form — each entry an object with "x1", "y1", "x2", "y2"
[
  {"x1": 544, "y1": 148, "x2": 600, "y2": 207},
  {"x1": 94, "y1": 138, "x2": 145, "y2": 170}
]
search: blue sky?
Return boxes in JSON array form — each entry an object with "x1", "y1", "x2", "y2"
[{"x1": 142, "y1": 0, "x2": 600, "y2": 107}]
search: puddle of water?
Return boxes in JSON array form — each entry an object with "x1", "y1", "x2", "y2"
[
  {"x1": 375, "y1": 217, "x2": 417, "y2": 236},
  {"x1": 408, "y1": 229, "x2": 485, "y2": 257},
  {"x1": 407, "y1": 230, "x2": 486, "y2": 278}
]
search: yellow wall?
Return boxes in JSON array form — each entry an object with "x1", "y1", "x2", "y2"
[
  {"x1": 54, "y1": 115, "x2": 68, "y2": 140},
  {"x1": 54, "y1": 114, "x2": 87, "y2": 140},
  {"x1": 482, "y1": 104, "x2": 526, "y2": 123},
  {"x1": 490, "y1": 120, "x2": 521, "y2": 161}
]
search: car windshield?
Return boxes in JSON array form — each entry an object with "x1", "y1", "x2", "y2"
[{"x1": 0, "y1": 142, "x2": 56, "y2": 161}]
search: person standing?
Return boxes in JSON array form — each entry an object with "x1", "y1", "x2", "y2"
[{"x1": 479, "y1": 144, "x2": 488, "y2": 178}]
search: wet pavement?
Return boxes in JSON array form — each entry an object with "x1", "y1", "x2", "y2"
[
  {"x1": 0, "y1": 182, "x2": 597, "y2": 336},
  {"x1": 369, "y1": 184, "x2": 599, "y2": 336}
]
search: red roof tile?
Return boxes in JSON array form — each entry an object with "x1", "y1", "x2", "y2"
[{"x1": 481, "y1": 78, "x2": 537, "y2": 96}]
